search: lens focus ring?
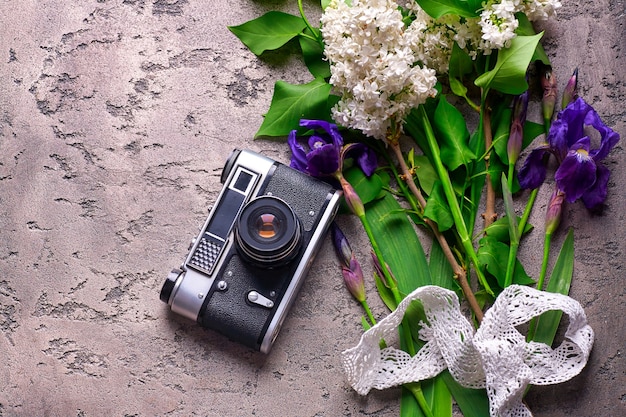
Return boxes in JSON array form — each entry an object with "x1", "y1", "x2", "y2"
[{"x1": 235, "y1": 196, "x2": 302, "y2": 268}]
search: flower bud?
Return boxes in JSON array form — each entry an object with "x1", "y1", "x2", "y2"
[
  {"x1": 342, "y1": 258, "x2": 366, "y2": 303},
  {"x1": 561, "y1": 68, "x2": 579, "y2": 110},
  {"x1": 370, "y1": 251, "x2": 397, "y2": 288},
  {"x1": 339, "y1": 176, "x2": 365, "y2": 217},
  {"x1": 545, "y1": 189, "x2": 565, "y2": 235},
  {"x1": 331, "y1": 222, "x2": 352, "y2": 269},
  {"x1": 541, "y1": 65, "x2": 558, "y2": 126},
  {"x1": 330, "y1": 223, "x2": 366, "y2": 302},
  {"x1": 507, "y1": 90, "x2": 529, "y2": 164}
]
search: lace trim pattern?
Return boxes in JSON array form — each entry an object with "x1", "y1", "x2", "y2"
[{"x1": 341, "y1": 285, "x2": 594, "y2": 417}]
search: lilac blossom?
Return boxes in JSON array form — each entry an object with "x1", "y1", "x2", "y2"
[{"x1": 518, "y1": 97, "x2": 620, "y2": 209}]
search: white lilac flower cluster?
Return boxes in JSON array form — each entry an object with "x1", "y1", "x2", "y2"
[
  {"x1": 404, "y1": 7, "x2": 483, "y2": 74},
  {"x1": 320, "y1": 0, "x2": 438, "y2": 141},
  {"x1": 404, "y1": 0, "x2": 562, "y2": 72},
  {"x1": 320, "y1": 0, "x2": 561, "y2": 140}
]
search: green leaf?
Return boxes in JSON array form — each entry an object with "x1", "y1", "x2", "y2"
[
  {"x1": 374, "y1": 271, "x2": 398, "y2": 312},
  {"x1": 492, "y1": 107, "x2": 513, "y2": 165},
  {"x1": 366, "y1": 190, "x2": 454, "y2": 417},
  {"x1": 255, "y1": 78, "x2": 333, "y2": 138},
  {"x1": 448, "y1": 43, "x2": 475, "y2": 102},
  {"x1": 433, "y1": 96, "x2": 476, "y2": 171},
  {"x1": 441, "y1": 371, "x2": 490, "y2": 417},
  {"x1": 428, "y1": 240, "x2": 456, "y2": 291},
  {"x1": 414, "y1": 155, "x2": 437, "y2": 196},
  {"x1": 484, "y1": 216, "x2": 533, "y2": 242},
  {"x1": 228, "y1": 11, "x2": 307, "y2": 56},
  {"x1": 430, "y1": 375, "x2": 453, "y2": 417},
  {"x1": 344, "y1": 167, "x2": 384, "y2": 207},
  {"x1": 515, "y1": 12, "x2": 551, "y2": 65},
  {"x1": 522, "y1": 121, "x2": 545, "y2": 150},
  {"x1": 477, "y1": 237, "x2": 533, "y2": 288},
  {"x1": 366, "y1": 191, "x2": 432, "y2": 293},
  {"x1": 299, "y1": 28, "x2": 331, "y2": 79},
  {"x1": 532, "y1": 228, "x2": 575, "y2": 346},
  {"x1": 360, "y1": 315, "x2": 372, "y2": 331},
  {"x1": 424, "y1": 181, "x2": 454, "y2": 232},
  {"x1": 475, "y1": 33, "x2": 544, "y2": 95},
  {"x1": 417, "y1": 0, "x2": 480, "y2": 18}
]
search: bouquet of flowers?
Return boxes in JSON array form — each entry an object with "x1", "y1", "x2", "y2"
[{"x1": 229, "y1": 0, "x2": 619, "y2": 416}]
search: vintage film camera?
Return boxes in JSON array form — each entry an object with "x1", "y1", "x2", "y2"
[{"x1": 160, "y1": 149, "x2": 342, "y2": 353}]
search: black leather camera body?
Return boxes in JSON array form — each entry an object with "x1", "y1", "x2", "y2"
[{"x1": 160, "y1": 149, "x2": 342, "y2": 353}]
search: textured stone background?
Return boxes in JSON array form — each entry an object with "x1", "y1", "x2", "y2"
[{"x1": 0, "y1": 1, "x2": 624, "y2": 416}]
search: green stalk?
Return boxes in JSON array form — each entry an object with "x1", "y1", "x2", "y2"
[
  {"x1": 504, "y1": 241, "x2": 519, "y2": 288},
  {"x1": 527, "y1": 231, "x2": 553, "y2": 340},
  {"x1": 502, "y1": 187, "x2": 538, "y2": 287},
  {"x1": 360, "y1": 299, "x2": 377, "y2": 326},
  {"x1": 507, "y1": 163, "x2": 515, "y2": 191},
  {"x1": 405, "y1": 383, "x2": 435, "y2": 417},
  {"x1": 537, "y1": 232, "x2": 552, "y2": 291},
  {"x1": 501, "y1": 175, "x2": 520, "y2": 288},
  {"x1": 518, "y1": 188, "x2": 538, "y2": 235},
  {"x1": 417, "y1": 106, "x2": 493, "y2": 296},
  {"x1": 297, "y1": 0, "x2": 323, "y2": 46}
]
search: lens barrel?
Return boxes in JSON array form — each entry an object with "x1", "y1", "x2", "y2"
[
  {"x1": 160, "y1": 269, "x2": 182, "y2": 303},
  {"x1": 220, "y1": 148, "x2": 241, "y2": 184},
  {"x1": 235, "y1": 196, "x2": 302, "y2": 268}
]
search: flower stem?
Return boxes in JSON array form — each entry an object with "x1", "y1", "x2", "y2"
[
  {"x1": 504, "y1": 241, "x2": 519, "y2": 288},
  {"x1": 503, "y1": 187, "x2": 538, "y2": 287},
  {"x1": 527, "y1": 231, "x2": 553, "y2": 341},
  {"x1": 481, "y1": 102, "x2": 498, "y2": 229},
  {"x1": 360, "y1": 299, "x2": 377, "y2": 326},
  {"x1": 405, "y1": 382, "x2": 435, "y2": 417},
  {"x1": 519, "y1": 189, "x2": 538, "y2": 235},
  {"x1": 297, "y1": 0, "x2": 322, "y2": 46},
  {"x1": 417, "y1": 106, "x2": 494, "y2": 296},
  {"x1": 537, "y1": 232, "x2": 553, "y2": 291},
  {"x1": 389, "y1": 141, "x2": 484, "y2": 322},
  {"x1": 507, "y1": 163, "x2": 515, "y2": 191}
]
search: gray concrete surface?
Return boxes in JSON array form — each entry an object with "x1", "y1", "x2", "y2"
[{"x1": 0, "y1": 1, "x2": 624, "y2": 416}]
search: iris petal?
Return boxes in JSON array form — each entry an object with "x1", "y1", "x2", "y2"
[
  {"x1": 344, "y1": 143, "x2": 378, "y2": 177},
  {"x1": 555, "y1": 144, "x2": 597, "y2": 203},
  {"x1": 300, "y1": 119, "x2": 344, "y2": 149},
  {"x1": 307, "y1": 143, "x2": 340, "y2": 177},
  {"x1": 581, "y1": 164, "x2": 610, "y2": 209},
  {"x1": 288, "y1": 130, "x2": 308, "y2": 173},
  {"x1": 584, "y1": 108, "x2": 620, "y2": 161},
  {"x1": 559, "y1": 98, "x2": 590, "y2": 148},
  {"x1": 518, "y1": 146, "x2": 550, "y2": 189},
  {"x1": 356, "y1": 148, "x2": 378, "y2": 177},
  {"x1": 546, "y1": 118, "x2": 570, "y2": 161}
]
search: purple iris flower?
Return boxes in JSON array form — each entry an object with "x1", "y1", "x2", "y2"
[
  {"x1": 288, "y1": 119, "x2": 377, "y2": 178},
  {"x1": 518, "y1": 97, "x2": 619, "y2": 209}
]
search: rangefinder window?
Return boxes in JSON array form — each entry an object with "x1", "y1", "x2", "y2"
[
  {"x1": 188, "y1": 168, "x2": 258, "y2": 275},
  {"x1": 232, "y1": 169, "x2": 253, "y2": 193}
]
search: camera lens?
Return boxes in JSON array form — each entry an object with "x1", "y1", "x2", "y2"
[{"x1": 235, "y1": 196, "x2": 302, "y2": 268}]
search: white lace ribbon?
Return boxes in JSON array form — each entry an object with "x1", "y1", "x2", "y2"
[{"x1": 341, "y1": 285, "x2": 594, "y2": 417}]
